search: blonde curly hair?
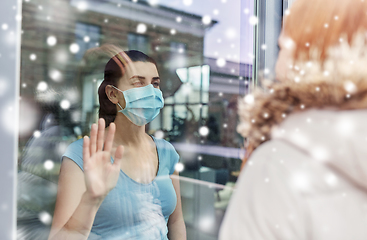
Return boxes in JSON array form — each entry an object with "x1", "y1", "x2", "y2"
[
  {"x1": 238, "y1": 78, "x2": 367, "y2": 151},
  {"x1": 238, "y1": 0, "x2": 367, "y2": 167}
]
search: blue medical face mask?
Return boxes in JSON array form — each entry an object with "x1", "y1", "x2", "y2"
[{"x1": 111, "y1": 84, "x2": 164, "y2": 126}]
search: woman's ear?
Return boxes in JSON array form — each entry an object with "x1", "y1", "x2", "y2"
[{"x1": 105, "y1": 85, "x2": 120, "y2": 104}]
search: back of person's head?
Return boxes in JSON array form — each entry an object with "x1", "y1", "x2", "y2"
[
  {"x1": 98, "y1": 50, "x2": 157, "y2": 127},
  {"x1": 283, "y1": 0, "x2": 367, "y2": 61},
  {"x1": 238, "y1": 0, "x2": 367, "y2": 166}
]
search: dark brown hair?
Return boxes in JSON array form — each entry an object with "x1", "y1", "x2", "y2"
[{"x1": 98, "y1": 50, "x2": 157, "y2": 127}]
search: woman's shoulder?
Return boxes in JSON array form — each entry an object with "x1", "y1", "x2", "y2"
[
  {"x1": 62, "y1": 138, "x2": 85, "y2": 171},
  {"x1": 69, "y1": 138, "x2": 84, "y2": 147},
  {"x1": 65, "y1": 138, "x2": 84, "y2": 154},
  {"x1": 152, "y1": 136, "x2": 176, "y2": 153},
  {"x1": 152, "y1": 136, "x2": 179, "y2": 174}
]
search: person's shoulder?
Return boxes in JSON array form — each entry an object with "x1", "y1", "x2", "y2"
[
  {"x1": 64, "y1": 138, "x2": 84, "y2": 153},
  {"x1": 221, "y1": 140, "x2": 312, "y2": 240},
  {"x1": 68, "y1": 138, "x2": 84, "y2": 148},
  {"x1": 241, "y1": 139, "x2": 307, "y2": 185},
  {"x1": 152, "y1": 136, "x2": 176, "y2": 152},
  {"x1": 152, "y1": 136, "x2": 179, "y2": 173},
  {"x1": 63, "y1": 138, "x2": 84, "y2": 155},
  {"x1": 250, "y1": 139, "x2": 309, "y2": 166},
  {"x1": 62, "y1": 138, "x2": 85, "y2": 171},
  {"x1": 243, "y1": 139, "x2": 327, "y2": 195}
]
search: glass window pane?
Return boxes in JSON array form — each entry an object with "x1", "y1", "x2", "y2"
[
  {"x1": 17, "y1": 0, "x2": 256, "y2": 239},
  {"x1": 128, "y1": 33, "x2": 149, "y2": 54}
]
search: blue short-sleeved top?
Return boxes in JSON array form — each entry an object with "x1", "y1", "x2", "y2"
[{"x1": 62, "y1": 136, "x2": 179, "y2": 240}]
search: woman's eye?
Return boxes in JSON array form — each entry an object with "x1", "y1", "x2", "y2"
[
  {"x1": 153, "y1": 82, "x2": 160, "y2": 87},
  {"x1": 133, "y1": 81, "x2": 143, "y2": 86}
]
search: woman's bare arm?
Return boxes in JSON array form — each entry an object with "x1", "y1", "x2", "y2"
[
  {"x1": 167, "y1": 171, "x2": 187, "y2": 240},
  {"x1": 48, "y1": 158, "x2": 101, "y2": 239},
  {"x1": 49, "y1": 119, "x2": 124, "y2": 240}
]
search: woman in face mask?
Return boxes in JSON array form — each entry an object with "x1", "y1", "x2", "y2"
[
  {"x1": 49, "y1": 50, "x2": 186, "y2": 240},
  {"x1": 219, "y1": 0, "x2": 367, "y2": 239}
]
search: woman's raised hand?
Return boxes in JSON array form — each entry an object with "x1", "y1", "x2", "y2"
[{"x1": 82, "y1": 118, "x2": 124, "y2": 203}]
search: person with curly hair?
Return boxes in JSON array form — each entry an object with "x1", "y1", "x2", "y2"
[{"x1": 220, "y1": 0, "x2": 367, "y2": 239}]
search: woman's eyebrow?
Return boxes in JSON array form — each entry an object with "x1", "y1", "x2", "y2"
[
  {"x1": 129, "y1": 75, "x2": 160, "y2": 81},
  {"x1": 129, "y1": 75, "x2": 145, "y2": 80}
]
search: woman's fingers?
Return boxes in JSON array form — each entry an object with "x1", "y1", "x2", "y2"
[
  {"x1": 97, "y1": 118, "x2": 105, "y2": 151},
  {"x1": 90, "y1": 123, "x2": 97, "y2": 156},
  {"x1": 104, "y1": 122, "x2": 116, "y2": 152},
  {"x1": 88, "y1": 120, "x2": 121, "y2": 170},
  {"x1": 113, "y1": 145, "x2": 124, "y2": 167},
  {"x1": 83, "y1": 136, "x2": 90, "y2": 164}
]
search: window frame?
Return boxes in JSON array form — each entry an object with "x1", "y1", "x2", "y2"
[{"x1": 0, "y1": 0, "x2": 22, "y2": 238}]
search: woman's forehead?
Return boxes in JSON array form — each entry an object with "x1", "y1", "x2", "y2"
[
  {"x1": 127, "y1": 61, "x2": 158, "y2": 75},
  {"x1": 120, "y1": 61, "x2": 159, "y2": 84}
]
